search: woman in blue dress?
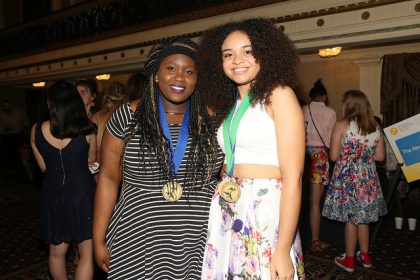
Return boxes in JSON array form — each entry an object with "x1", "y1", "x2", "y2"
[{"x1": 30, "y1": 81, "x2": 97, "y2": 279}]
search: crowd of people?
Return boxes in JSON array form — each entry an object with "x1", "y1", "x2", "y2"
[{"x1": 25, "y1": 17, "x2": 391, "y2": 280}]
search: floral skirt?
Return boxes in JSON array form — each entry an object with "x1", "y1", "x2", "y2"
[
  {"x1": 322, "y1": 164, "x2": 387, "y2": 224},
  {"x1": 306, "y1": 146, "x2": 330, "y2": 186},
  {"x1": 202, "y1": 177, "x2": 305, "y2": 280}
]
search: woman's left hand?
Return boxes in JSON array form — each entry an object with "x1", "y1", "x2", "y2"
[{"x1": 270, "y1": 250, "x2": 294, "y2": 280}]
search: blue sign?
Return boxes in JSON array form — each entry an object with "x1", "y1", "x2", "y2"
[{"x1": 395, "y1": 131, "x2": 420, "y2": 166}]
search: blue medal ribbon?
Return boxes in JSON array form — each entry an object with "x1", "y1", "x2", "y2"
[{"x1": 158, "y1": 95, "x2": 190, "y2": 176}]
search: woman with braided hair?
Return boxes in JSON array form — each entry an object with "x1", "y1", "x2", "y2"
[{"x1": 93, "y1": 37, "x2": 223, "y2": 279}]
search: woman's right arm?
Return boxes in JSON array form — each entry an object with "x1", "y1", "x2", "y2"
[
  {"x1": 86, "y1": 133, "x2": 97, "y2": 163},
  {"x1": 30, "y1": 124, "x2": 46, "y2": 172},
  {"x1": 92, "y1": 129, "x2": 123, "y2": 272},
  {"x1": 329, "y1": 120, "x2": 346, "y2": 162},
  {"x1": 374, "y1": 133, "x2": 385, "y2": 162}
]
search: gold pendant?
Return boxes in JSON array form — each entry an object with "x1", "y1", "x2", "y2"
[
  {"x1": 218, "y1": 177, "x2": 241, "y2": 203},
  {"x1": 162, "y1": 181, "x2": 183, "y2": 202}
]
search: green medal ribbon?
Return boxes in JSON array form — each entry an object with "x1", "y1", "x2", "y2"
[{"x1": 223, "y1": 92, "x2": 251, "y2": 176}]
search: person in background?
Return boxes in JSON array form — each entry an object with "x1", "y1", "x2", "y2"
[
  {"x1": 322, "y1": 90, "x2": 387, "y2": 273},
  {"x1": 93, "y1": 37, "x2": 223, "y2": 279},
  {"x1": 74, "y1": 78, "x2": 98, "y2": 264},
  {"x1": 125, "y1": 72, "x2": 147, "y2": 113},
  {"x1": 91, "y1": 82, "x2": 127, "y2": 162},
  {"x1": 373, "y1": 116, "x2": 390, "y2": 197},
  {"x1": 76, "y1": 79, "x2": 97, "y2": 118},
  {"x1": 126, "y1": 72, "x2": 147, "y2": 102},
  {"x1": 30, "y1": 81, "x2": 97, "y2": 279},
  {"x1": 374, "y1": 116, "x2": 398, "y2": 183},
  {"x1": 302, "y1": 79, "x2": 336, "y2": 252},
  {"x1": 197, "y1": 18, "x2": 305, "y2": 279},
  {"x1": 0, "y1": 98, "x2": 28, "y2": 180}
]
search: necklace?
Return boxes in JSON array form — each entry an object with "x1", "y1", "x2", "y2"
[{"x1": 165, "y1": 111, "x2": 185, "y2": 115}]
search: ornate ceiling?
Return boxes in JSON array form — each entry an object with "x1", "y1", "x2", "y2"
[{"x1": 0, "y1": 0, "x2": 419, "y2": 86}]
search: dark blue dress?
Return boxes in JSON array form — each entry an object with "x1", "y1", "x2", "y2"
[{"x1": 35, "y1": 124, "x2": 95, "y2": 245}]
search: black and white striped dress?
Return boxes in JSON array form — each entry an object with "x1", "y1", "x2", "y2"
[{"x1": 105, "y1": 103, "x2": 223, "y2": 280}]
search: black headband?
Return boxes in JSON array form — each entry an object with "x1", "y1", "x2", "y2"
[{"x1": 156, "y1": 45, "x2": 196, "y2": 68}]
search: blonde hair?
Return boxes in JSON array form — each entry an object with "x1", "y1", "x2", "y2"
[
  {"x1": 342, "y1": 90, "x2": 377, "y2": 135},
  {"x1": 96, "y1": 82, "x2": 127, "y2": 146}
]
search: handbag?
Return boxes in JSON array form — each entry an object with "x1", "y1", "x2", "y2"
[{"x1": 308, "y1": 104, "x2": 335, "y2": 175}]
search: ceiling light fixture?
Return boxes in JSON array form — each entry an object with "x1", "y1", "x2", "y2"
[
  {"x1": 96, "y1": 74, "x2": 111, "y2": 80},
  {"x1": 32, "y1": 82, "x2": 46, "y2": 87},
  {"x1": 318, "y1": 47, "x2": 342, "y2": 58}
]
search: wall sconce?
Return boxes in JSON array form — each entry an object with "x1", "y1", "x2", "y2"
[
  {"x1": 318, "y1": 47, "x2": 342, "y2": 58},
  {"x1": 32, "y1": 82, "x2": 46, "y2": 87},
  {"x1": 96, "y1": 74, "x2": 111, "y2": 80}
]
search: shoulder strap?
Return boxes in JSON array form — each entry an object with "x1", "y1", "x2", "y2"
[{"x1": 308, "y1": 104, "x2": 329, "y2": 150}]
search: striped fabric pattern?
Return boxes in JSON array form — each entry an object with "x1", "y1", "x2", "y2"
[{"x1": 105, "y1": 103, "x2": 223, "y2": 279}]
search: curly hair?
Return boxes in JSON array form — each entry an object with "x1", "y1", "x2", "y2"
[
  {"x1": 197, "y1": 18, "x2": 299, "y2": 125},
  {"x1": 123, "y1": 36, "x2": 218, "y2": 192}
]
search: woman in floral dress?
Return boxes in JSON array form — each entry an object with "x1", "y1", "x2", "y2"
[
  {"x1": 322, "y1": 90, "x2": 387, "y2": 273},
  {"x1": 198, "y1": 18, "x2": 305, "y2": 280}
]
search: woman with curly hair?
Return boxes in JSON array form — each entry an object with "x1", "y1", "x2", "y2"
[
  {"x1": 197, "y1": 18, "x2": 305, "y2": 279},
  {"x1": 92, "y1": 37, "x2": 223, "y2": 279}
]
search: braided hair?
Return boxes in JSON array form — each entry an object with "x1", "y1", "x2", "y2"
[{"x1": 123, "y1": 36, "x2": 218, "y2": 192}]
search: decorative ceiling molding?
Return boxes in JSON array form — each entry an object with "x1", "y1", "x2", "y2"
[
  {"x1": 0, "y1": 0, "x2": 419, "y2": 86},
  {"x1": 294, "y1": 24, "x2": 420, "y2": 45},
  {"x1": 273, "y1": 0, "x2": 412, "y2": 24}
]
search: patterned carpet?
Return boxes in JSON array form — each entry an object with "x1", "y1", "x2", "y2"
[
  {"x1": 0, "y1": 179, "x2": 48, "y2": 279},
  {"x1": 0, "y1": 176, "x2": 419, "y2": 280}
]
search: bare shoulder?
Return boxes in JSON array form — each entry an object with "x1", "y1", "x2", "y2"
[
  {"x1": 91, "y1": 111, "x2": 100, "y2": 124},
  {"x1": 40, "y1": 121, "x2": 49, "y2": 129},
  {"x1": 336, "y1": 120, "x2": 348, "y2": 129},
  {"x1": 38, "y1": 121, "x2": 55, "y2": 141},
  {"x1": 86, "y1": 132, "x2": 96, "y2": 141},
  {"x1": 271, "y1": 85, "x2": 296, "y2": 101},
  {"x1": 129, "y1": 99, "x2": 139, "y2": 112},
  {"x1": 269, "y1": 86, "x2": 302, "y2": 115},
  {"x1": 334, "y1": 120, "x2": 348, "y2": 134}
]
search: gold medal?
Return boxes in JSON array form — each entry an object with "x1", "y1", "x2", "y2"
[
  {"x1": 162, "y1": 181, "x2": 183, "y2": 202},
  {"x1": 218, "y1": 177, "x2": 241, "y2": 203}
]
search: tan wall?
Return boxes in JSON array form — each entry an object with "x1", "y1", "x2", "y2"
[{"x1": 297, "y1": 59, "x2": 360, "y2": 119}]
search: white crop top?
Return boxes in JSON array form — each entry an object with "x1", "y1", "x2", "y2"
[{"x1": 217, "y1": 101, "x2": 279, "y2": 167}]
